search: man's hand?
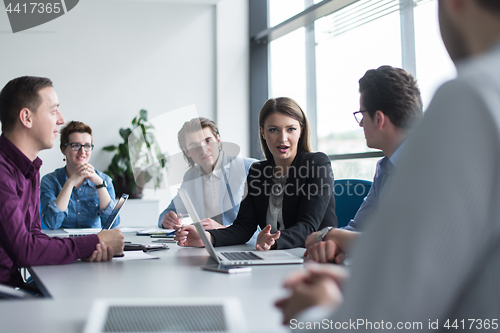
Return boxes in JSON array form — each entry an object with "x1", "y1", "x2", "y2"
[
  {"x1": 174, "y1": 224, "x2": 207, "y2": 247},
  {"x1": 83, "y1": 242, "x2": 114, "y2": 262},
  {"x1": 162, "y1": 211, "x2": 182, "y2": 229},
  {"x1": 200, "y1": 218, "x2": 226, "y2": 230},
  {"x1": 304, "y1": 240, "x2": 345, "y2": 264},
  {"x1": 305, "y1": 231, "x2": 320, "y2": 249},
  {"x1": 304, "y1": 228, "x2": 358, "y2": 264},
  {"x1": 256, "y1": 224, "x2": 280, "y2": 251},
  {"x1": 96, "y1": 229, "x2": 124, "y2": 255},
  {"x1": 275, "y1": 264, "x2": 348, "y2": 325}
]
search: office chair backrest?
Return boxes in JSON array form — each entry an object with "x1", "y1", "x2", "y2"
[{"x1": 334, "y1": 179, "x2": 372, "y2": 228}]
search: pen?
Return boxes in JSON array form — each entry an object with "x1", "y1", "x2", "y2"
[
  {"x1": 164, "y1": 214, "x2": 192, "y2": 236},
  {"x1": 164, "y1": 223, "x2": 193, "y2": 237},
  {"x1": 165, "y1": 229, "x2": 176, "y2": 237},
  {"x1": 150, "y1": 234, "x2": 174, "y2": 238},
  {"x1": 152, "y1": 239, "x2": 176, "y2": 243}
]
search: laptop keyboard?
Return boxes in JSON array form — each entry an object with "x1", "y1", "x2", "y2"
[
  {"x1": 220, "y1": 252, "x2": 263, "y2": 261},
  {"x1": 104, "y1": 305, "x2": 227, "y2": 332}
]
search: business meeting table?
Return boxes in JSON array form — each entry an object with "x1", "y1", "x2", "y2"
[{"x1": 0, "y1": 228, "x2": 308, "y2": 333}]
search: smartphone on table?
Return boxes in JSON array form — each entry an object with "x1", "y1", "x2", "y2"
[{"x1": 201, "y1": 264, "x2": 252, "y2": 274}]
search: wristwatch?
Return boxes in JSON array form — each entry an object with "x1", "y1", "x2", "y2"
[
  {"x1": 317, "y1": 226, "x2": 333, "y2": 243},
  {"x1": 96, "y1": 180, "x2": 107, "y2": 189}
]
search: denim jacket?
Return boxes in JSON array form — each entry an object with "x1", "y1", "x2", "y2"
[{"x1": 40, "y1": 167, "x2": 119, "y2": 229}]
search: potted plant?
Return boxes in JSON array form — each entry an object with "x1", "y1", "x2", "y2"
[{"x1": 103, "y1": 109, "x2": 168, "y2": 199}]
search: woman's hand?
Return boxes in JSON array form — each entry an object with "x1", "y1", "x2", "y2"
[
  {"x1": 66, "y1": 163, "x2": 87, "y2": 187},
  {"x1": 256, "y1": 224, "x2": 280, "y2": 251},
  {"x1": 174, "y1": 224, "x2": 207, "y2": 247},
  {"x1": 82, "y1": 163, "x2": 103, "y2": 185},
  {"x1": 66, "y1": 163, "x2": 101, "y2": 187},
  {"x1": 200, "y1": 218, "x2": 226, "y2": 230},
  {"x1": 66, "y1": 163, "x2": 111, "y2": 211}
]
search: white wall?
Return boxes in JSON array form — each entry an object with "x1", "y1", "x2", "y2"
[
  {"x1": 0, "y1": 0, "x2": 250, "y2": 214},
  {"x1": 216, "y1": 0, "x2": 250, "y2": 158},
  {"x1": 1, "y1": 0, "x2": 215, "y2": 174}
]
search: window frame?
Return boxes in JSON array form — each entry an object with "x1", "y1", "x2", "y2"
[{"x1": 249, "y1": 0, "x2": 421, "y2": 162}]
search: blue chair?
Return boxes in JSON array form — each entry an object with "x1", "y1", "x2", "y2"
[
  {"x1": 40, "y1": 206, "x2": 48, "y2": 229},
  {"x1": 334, "y1": 179, "x2": 372, "y2": 228}
]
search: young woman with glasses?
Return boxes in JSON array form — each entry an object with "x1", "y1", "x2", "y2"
[{"x1": 40, "y1": 121, "x2": 119, "y2": 229}]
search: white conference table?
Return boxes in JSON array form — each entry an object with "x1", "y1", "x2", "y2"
[{"x1": 0, "y1": 229, "x2": 307, "y2": 333}]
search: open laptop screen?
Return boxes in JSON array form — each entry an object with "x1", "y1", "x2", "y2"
[
  {"x1": 102, "y1": 194, "x2": 129, "y2": 230},
  {"x1": 177, "y1": 189, "x2": 222, "y2": 264}
]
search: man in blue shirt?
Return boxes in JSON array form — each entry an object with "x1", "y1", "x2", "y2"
[
  {"x1": 277, "y1": 0, "x2": 500, "y2": 326},
  {"x1": 305, "y1": 66, "x2": 423, "y2": 263}
]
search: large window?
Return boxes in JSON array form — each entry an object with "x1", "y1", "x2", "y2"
[
  {"x1": 269, "y1": 27, "x2": 307, "y2": 111},
  {"x1": 414, "y1": 0, "x2": 456, "y2": 106},
  {"x1": 252, "y1": 0, "x2": 455, "y2": 180},
  {"x1": 315, "y1": 3, "x2": 402, "y2": 156}
]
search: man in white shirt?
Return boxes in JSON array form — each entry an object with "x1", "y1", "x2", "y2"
[
  {"x1": 276, "y1": 0, "x2": 500, "y2": 329},
  {"x1": 158, "y1": 117, "x2": 256, "y2": 230}
]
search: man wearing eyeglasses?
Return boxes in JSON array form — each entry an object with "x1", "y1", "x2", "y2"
[
  {"x1": 304, "y1": 66, "x2": 423, "y2": 264},
  {"x1": 0, "y1": 76, "x2": 124, "y2": 290},
  {"x1": 40, "y1": 121, "x2": 119, "y2": 229},
  {"x1": 277, "y1": 0, "x2": 500, "y2": 328}
]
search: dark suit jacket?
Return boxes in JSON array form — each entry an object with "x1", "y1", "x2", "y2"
[{"x1": 209, "y1": 151, "x2": 337, "y2": 249}]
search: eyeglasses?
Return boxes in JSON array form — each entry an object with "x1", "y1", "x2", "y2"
[
  {"x1": 65, "y1": 142, "x2": 94, "y2": 152},
  {"x1": 353, "y1": 110, "x2": 370, "y2": 124}
]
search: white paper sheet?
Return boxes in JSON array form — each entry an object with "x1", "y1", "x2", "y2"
[
  {"x1": 113, "y1": 251, "x2": 160, "y2": 261},
  {"x1": 63, "y1": 228, "x2": 101, "y2": 234}
]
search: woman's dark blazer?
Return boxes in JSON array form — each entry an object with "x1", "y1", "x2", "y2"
[{"x1": 208, "y1": 151, "x2": 337, "y2": 249}]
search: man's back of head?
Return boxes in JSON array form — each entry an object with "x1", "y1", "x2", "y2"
[
  {"x1": 357, "y1": 66, "x2": 423, "y2": 156},
  {"x1": 359, "y1": 66, "x2": 423, "y2": 131},
  {"x1": 439, "y1": 0, "x2": 500, "y2": 63},
  {"x1": 335, "y1": 0, "x2": 500, "y2": 326},
  {"x1": 277, "y1": 0, "x2": 500, "y2": 329}
]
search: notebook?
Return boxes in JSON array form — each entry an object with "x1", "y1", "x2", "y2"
[
  {"x1": 177, "y1": 188, "x2": 304, "y2": 266},
  {"x1": 83, "y1": 298, "x2": 247, "y2": 333}
]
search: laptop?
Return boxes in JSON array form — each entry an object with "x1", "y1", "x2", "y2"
[
  {"x1": 83, "y1": 297, "x2": 247, "y2": 333},
  {"x1": 0, "y1": 284, "x2": 35, "y2": 299},
  {"x1": 102, "y1": 194, "x2": 129, "y2": 230},
  {"x1": 52, "y1": 194, "x2": 129, "y2": 237},
  {"x1": 177, "y1": 188, "x2": 304, "y2": 266}
]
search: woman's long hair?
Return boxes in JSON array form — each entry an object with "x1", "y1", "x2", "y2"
[{"x1": 258, "y1": 97, "x2": 312, "y2": 161}]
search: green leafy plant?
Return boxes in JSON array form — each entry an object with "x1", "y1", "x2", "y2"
[{"x1": 103, "y1": 109, "x2": 168, "y2": 198}]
